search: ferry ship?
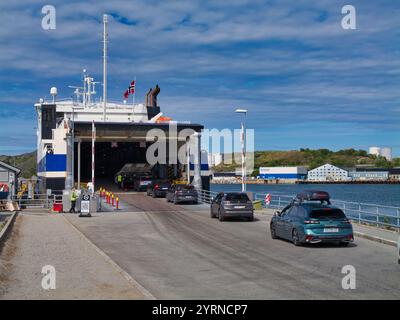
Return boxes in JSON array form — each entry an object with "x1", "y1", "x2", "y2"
[{"x1": 34, "y1": 14, "x2": 210, "y2": 194}]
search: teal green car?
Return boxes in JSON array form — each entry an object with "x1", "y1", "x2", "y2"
[{"x1": 270, "y1": 191, "x2": 354, "y2": 246}]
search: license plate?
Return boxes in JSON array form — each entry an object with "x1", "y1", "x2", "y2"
[
  {"x1": 324, "y1": 228, "x2": 339, "y2": 233},
  {"x1": 235, "y1": 206, "x2": 245, "y2": 209},
  {"x1": 162, "y1": 188, "x2": 168, "y2": 190},
  {"x1": 185, "y1": 196, "x2": 192, "y2": 198}
]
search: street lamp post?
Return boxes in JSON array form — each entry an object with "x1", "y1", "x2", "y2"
[{"x1": 235, "y1": 108, "x2": 247, "y2": 192}]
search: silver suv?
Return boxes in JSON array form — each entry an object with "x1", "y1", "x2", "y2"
[{"x1": 211, "y1": 192, "x2": 254, "y2": 222}]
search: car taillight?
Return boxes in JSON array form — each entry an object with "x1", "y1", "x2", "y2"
[
  {"x1": 305, "y1": 235, "x2": 314, "y2": 242},
  {"x1": 343, "y1": 219, "x2": 352, "y2": 224},
  {"x1": 304, "y1": 220, "x2": 320, "y2": 224},
  {"x1": 154, "y1": 184, "x2": 159, "y2": 189}
]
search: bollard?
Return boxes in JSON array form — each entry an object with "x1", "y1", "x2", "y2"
[
  {"x1": 116, "y1": 197, "x2": 119, "y2": 210},
  {"x1": 112, "y1": 193, "x2": 115, "y2": 207}
]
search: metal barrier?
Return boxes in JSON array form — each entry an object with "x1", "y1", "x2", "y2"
[
  {"x1": 12, "y1": 194, "x2": 61, "y2": 210},
  {"x1": 200, "y1": 189, "x2": 400, "y2": 230},
  {"x1": 198, "y1": 189, "x2": 220, "y2": 204}
]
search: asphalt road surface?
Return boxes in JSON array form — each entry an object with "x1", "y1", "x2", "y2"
[{"x1": 66, "y1": 193, "x2": 400, "y2": 299}]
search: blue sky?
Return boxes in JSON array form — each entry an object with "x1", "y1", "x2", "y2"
[{"x1": 0, "y1": 0, "x2": 399, "y2": 156}]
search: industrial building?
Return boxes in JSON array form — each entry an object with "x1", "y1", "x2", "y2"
[
  {"x1": 208, "y1": 153, "x2": 224, "y2": 167},
  {"x1": 0, "y1": 161, "x2": 20, "y2": 200},
  {"x1": 389, "y1": 168, "x2": 400, "y2": 181},
  {"x1": 368, "y1": 146, "x2": 392, "y2": 161},
  {"x1": 258, "y1": 166, "x2": 307, "y2": 181},
  {"x1": 349, "y1": 168, "x2": 389, "y2": 181},
  {"x1": 307, "y1": 164, "x2": 349, "y2": 182}
]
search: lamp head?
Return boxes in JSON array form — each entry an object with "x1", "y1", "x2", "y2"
[{"x1": 235, "y1": 108, "x2": 247, "y2": 114}]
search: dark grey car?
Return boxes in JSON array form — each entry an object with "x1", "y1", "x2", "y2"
[
  {"x1": 146, "y1": 180, "x2": 171, "y2": 198},
  {"x1": 210, "y1": 192, "x2": 254, "y2": 221},
  {"x1": 166, "y1": 185, "x2": 198, "y2": 204}
]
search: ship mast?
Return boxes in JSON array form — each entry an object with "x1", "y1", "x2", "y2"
[{"x1": 103, "y1": 14, "x2": 108, "y2": 121}]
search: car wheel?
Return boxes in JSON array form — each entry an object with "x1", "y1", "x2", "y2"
[
  {"x1": 292, "y1": 229, "x2": 302, "y2": 246},
  {"x1": 270, "y1": 223, "x2": 278, "y2": 239},
  {"x1": 247, "y1": 215, "x2": 254, "y2": 222},
  {"x1": 218, "y1": 210, "x2": 224, "y2": 221},
  {"x1": 339, "y1": 242, "x2": 349, "y2": 247},
  {"x1": 210, "y1": 209, "x2": 216, "y2": 218}
]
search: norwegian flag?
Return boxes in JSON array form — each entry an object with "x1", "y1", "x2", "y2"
[
  {"x1": 129, "y1": 80, "x2": 135, "y2": 94},
  {"x1": 123, "y1": 80, "x2": 135, "y2": 99}
]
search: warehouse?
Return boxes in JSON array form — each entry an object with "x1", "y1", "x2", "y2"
[
  {"x1": 258, "y1": 166, "x2": 307, "y2": 181},
  {"x1": 307, "y1": 164, "x2": 349, "y2": 181},
  {"x1": 389, "y1": 168, "x2": 400, "y2": 181},
  {"x1": 349, "y1": 168, "x2": 389, "y2": 181}
]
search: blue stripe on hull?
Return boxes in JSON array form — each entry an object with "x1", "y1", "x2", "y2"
[
  {"x1": 189, "y1": 163, "x2": 209, "y2": 171},
  {"x1": 259, "y1": 174, "x2": 306, "y2": 179},
  {"x1": 38, "y1": 154, "x2": 67, "y2": 173}
]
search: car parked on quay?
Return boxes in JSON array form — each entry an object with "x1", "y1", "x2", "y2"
[
  {"x1": 270, "y1": 190, "x2": 354, "y2": 246},
  {"x1": 166, "y1": 184, "x2": 198, "y2": 204},
  {"x1": 210, "y1": 192, "x2": 254, "y2": 221}
]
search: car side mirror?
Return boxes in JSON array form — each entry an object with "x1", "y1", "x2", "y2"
[{"x1": 274, "y1": 211, "x2": 281, "y2": 217}]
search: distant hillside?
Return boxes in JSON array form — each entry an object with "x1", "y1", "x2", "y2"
[
  {"x1": 0, "y1": 151, "x2": 36, "y2": 178},
  {"x1": 2, "y1": 148, "x2": 399, "y2": 178},
  {"x1": 214, "y1": 148, "x2": 400, "y2": 175}
]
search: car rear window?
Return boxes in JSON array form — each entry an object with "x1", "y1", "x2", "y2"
[
  {"x1": 155, "y1": 180, "x2": 170, "y2": 186},
  {"x1": 309, "y1": 209, "x2": 346, "y2": 219},
  {"x1": 159, "y1": 182, "x2": 171, "y2": 187},
  {"x1": 177, "y1": 185, "x2": 194, "y2": 190},
  {"x1": 225, "y1": 193, "x2": 249, "y2": 201}
]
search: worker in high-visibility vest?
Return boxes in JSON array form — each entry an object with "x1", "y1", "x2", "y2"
[
  {"x1": 69, "y1": 188, "x2": 78, "y2": 213},
  {"x1": 117, "y1": 174, "x2": 123, "y2": 189}
]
